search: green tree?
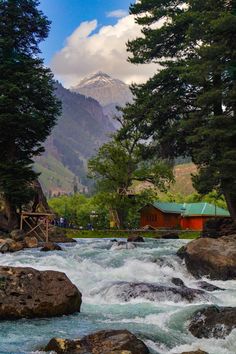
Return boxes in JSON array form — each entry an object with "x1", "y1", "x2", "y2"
[
  {"x1": 49, "y1": 194, "x2": 109, "y2": 229},
  {"x1": 121, "y1": 0, "x2": 236, "y2": 219},
  {"x1": 88, "y1": 123, "x2": 173, "y2": 228},
  {"x1": 0, "y1": 0, "x2": 60, "y2": 230}
]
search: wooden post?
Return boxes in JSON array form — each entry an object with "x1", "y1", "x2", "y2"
[
  {"x1": 20, "y1": 214, "x2": 23, "y2": 231},
  {"x1": 46, "y1": 217, "x2": 49, "y2": 243}
]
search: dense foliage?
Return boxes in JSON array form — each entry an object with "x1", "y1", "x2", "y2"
[
  {"x1": 88, "y1": 120, "x2": 173, "y2": 228},
  {"x1": 49, "y1": 190, "x2": 227, "y2": 230},
  {"x1": 0, "y1": 0, "x2": 60, "y2": 229},
  {"x1": 119, "y1": 0, "x2": 236, "y2": 219}
]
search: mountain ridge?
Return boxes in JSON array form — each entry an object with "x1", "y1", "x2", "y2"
[{"x1": 36, "y1": 81, "x2": 115, "y2": 195}]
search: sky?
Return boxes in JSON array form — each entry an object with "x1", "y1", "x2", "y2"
[{"x1": 39, "y1": 0, "x2": 158, "y2": 88}]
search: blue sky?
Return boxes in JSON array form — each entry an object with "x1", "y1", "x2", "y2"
[
  {"x1": 39, "y1": 0, "x2": 132, "y2": 64},
  {"x1": 38, "y1": 0, "x2": 157, "y2": 87}
]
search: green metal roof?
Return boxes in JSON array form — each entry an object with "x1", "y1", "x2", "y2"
[
  {"x1": 153, "y1": 202, "x2": 184, "y2": 214},
  {"x1": 152, "y1": 202, "x2": 230, "y2": 217}
]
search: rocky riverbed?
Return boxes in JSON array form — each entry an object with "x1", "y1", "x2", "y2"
[{"x1": 0, "y1": 238, "x2": 236, "y2": 354}]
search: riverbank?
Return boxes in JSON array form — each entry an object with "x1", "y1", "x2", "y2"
[{"x1": 66, "y1": 229, "x2": 200, "y2": 239}]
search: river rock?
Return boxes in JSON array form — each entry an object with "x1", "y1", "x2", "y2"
[
  {"x1": 177, "y1": 236, "x2": 236, "y2": 280},
  {"x1": 24, "y1": 236, "x2": 38, "y2": 248},
  {"x1": 127, "y1": 236, "x2": 144, "y2": 242},
  {"x1": 171, "y1": 278, "x2": 185, "y2": 287},
  {"x1": 0, "y1": 238, "x2": 24, "y2": 253},
  {"x1": 0, "y1": 266, "x2": 82, "y2": 319},
  {"x1": 49, "y1": 227, "x2": 76, "y2": 243},
  {"x1": 41, "y1": 242, "x2": 62, "y2": 252},
  {"x1": 9, "y1": 241, "x2": 24, "y2": 252},
  {"x1": 189, "y1": 306, "x2": 236, "y2": 338},
  {"x1": 196, "y1": 281, "x2": 223, "y2": 292},
  {"x1": 96, "y1": 282, "x2": 209, "y2": 303},
  {"x1": 10, "y1": 229, "x2": 25, "y2": 241},
  {"x1": 44, "y1": 329, "x2": 149, "y2": 354},
  {"x1": 161, "y1": 232, "x2": 179, "y2": 239},
  {"x1": 0, "y1": 239, "x2": 10, "y2": 253}
]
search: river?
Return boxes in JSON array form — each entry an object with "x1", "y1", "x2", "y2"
[{"x1": 0, "y1": 238, "x2": 236, "y2": 354}]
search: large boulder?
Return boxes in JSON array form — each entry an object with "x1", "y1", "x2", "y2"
[
  {"x1": 94, "y1": 282, "x2": 209, "y2": 303},
  {"x1": 44, "y1": 329, "x2": 149, "y2": 354},
  {"x1": 40, "y1": 242, "x2": 62, "y2": 252},
  {"x1": 177, "y1": 235, "x2": 236, "y2": 280},
  {"x1": 0, "y1": 266, "x2": 82, "y2": 319},
  {"x1": 189, "y1": 306, "x2": 236, "y2": 339},
  {"x1": 0, "y1": 238, "x2": 24, "y2": 253},
  {"x1": 24, "y1": 236, "x2": 38, "y2": 248}
]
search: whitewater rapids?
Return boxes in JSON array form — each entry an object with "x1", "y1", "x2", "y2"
[{"x1": 0, "y1": 238, "x2": 236, "y2": 354}]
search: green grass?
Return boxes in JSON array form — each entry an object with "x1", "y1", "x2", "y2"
[
  {"x1": 66, "y1": 229, "x2": 200, "y2": 239},
  {"x1": 35, "y1": 154, "x2": 75, "y2": 193}
]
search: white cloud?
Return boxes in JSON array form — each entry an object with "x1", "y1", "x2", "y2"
[
  {"x1": 106, "y1": 9, "x2": 128, "y2": 18},
  {"x1": 51, "y1": 14, "x2": 160, "y2": 88}
]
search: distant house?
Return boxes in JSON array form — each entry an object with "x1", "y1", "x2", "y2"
[{"x1": 140, "y1": 202, "x2": 231, "y2": 231}]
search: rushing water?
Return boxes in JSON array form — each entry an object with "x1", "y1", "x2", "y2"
[{"x1": 0, "y1": 238, "x2": 236, "y2": 354}]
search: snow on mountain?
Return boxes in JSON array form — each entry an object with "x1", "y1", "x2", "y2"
[{"x1": 70, "y1": 72, "x2": 133, "y2": 125}]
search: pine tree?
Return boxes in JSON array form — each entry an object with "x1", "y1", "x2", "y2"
[
  {"x1": 0, "y1": 0, "x2": 61, "y2": 230},
  {"x1": 122, "y1": 0, "x2": 236, "y2": 219}
]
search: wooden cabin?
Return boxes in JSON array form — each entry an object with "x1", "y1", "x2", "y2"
[{"x1": 140, "y1": 202, "x2": 231, "y2": 231}]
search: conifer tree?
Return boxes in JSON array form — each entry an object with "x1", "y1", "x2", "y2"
[
  {"x1": 121, "y1": 0, "x2": 236, "y2": 218},
  {"x1": 0, "y1": 0, "x2": 61, "y2": 229}
]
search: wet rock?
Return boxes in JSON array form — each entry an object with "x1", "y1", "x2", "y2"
[
  {"x1": 0, "y1": 266, "x2": 82, "y2": 319},
  {"x1": 24, "y1": 236, "x2": 38, "y2": 248},
  {"x1": 40, "y1": 242, "x2": 62, "y2": 252},
  {"x1": 44, "y1": 329, "x2": 149, "y2": 354},
  {"x1": 110, "y1": 239, "x2": 118, "y2": 242},
  {"x1": 0, "y1": 240, "x2": 10, "y2": 253},
  {"x1": 10, "y1": 229, "x2": 25, "y2": 242},
  {"x1": 49, "y1": 227, "x2": 76, "y2": 243},
  {"x1": 171, "y1": 278, "x2": 185, "y2": 287},
  {"x1": 176, "y1": 245, "x2": 187, "y2": 259},
  {"x1": 9, "y1": 241, "x2": 24, "y2": 252},
  {"x1": 97, "y1": 282, "x2": 209, "y2": 303},
  {"x1": 177, "y1": 236, "x2": 236, "y2": 280},
  {"x1": 196, "y1": 281, "x2": 223, "y2": 292},
  {"x1": 161, "y1": 232, "x2": 179, "y2": 239},
  {"x1": 0, "y1": 239, "x2": 24, "y2": 253},
  {"x1": 127, "y1": 236, "x2": 144, "y2": 242},
  {"x1": 189, "y1": 306, "x2": 236, "y2": 338}
]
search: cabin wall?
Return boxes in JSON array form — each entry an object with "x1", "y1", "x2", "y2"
[
  {"x1": 140, "y1": 206, "x2": 181, "y2": 229},
  {"x1": 180, "y1": 216, "x2": 204, "y2": 231}
]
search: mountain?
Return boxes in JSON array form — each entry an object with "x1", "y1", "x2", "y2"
[
  {"x1": 71, "y1": 72, "x2": 133, "y2": 127},
  {"x1": 36, "y1": 82, "x2": 115, "y2": 196}
]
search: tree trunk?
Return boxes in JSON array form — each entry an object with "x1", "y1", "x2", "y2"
[
  {"x1": 3, "y1": 197, "x2": 19, "y2": 231},
  {"x1": 223, "y1": 188, "x2": 236, "y2": 221},
  {"x1": 117, "y1": 208, "x2": 126, "y2": 229}
]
